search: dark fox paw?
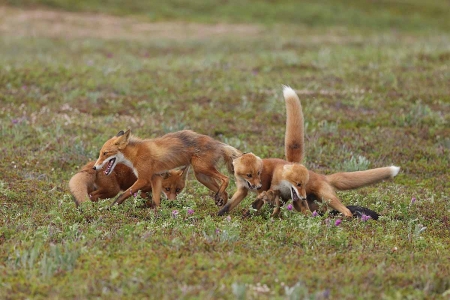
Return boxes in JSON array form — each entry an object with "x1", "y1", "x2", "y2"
[{"x1": 218, "y1": 204, "x2": 230, "y2": 216}]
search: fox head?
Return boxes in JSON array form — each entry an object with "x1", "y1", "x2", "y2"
[
  {"x1": 93, "y1": 129, "x2": 131, "y2": 176},
  {"x1": 160, "y1": 165, "x2": 189, "y2": 200},
  {"x1": 232, "y1": 153, "x2": 263, "y2": 190},
  {"x1": 281, "y1": 163, "x2": 309, "y2": 202}
]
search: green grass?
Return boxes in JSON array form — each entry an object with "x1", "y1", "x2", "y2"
[
  {"x1": 3, "y1": 0, "x2": 450, "y2": 32},
  {"x1": 0, "y1": 1, "x2": 449, "y2": 299}
]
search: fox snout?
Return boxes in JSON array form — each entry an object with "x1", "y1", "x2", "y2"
[
  {"x1": 299, "y1": 189, "x2": 307, "y2": 200},
  {"x1": 246, "y1": 181, "x2": 262, "y2": 190},
  {"x1": 165, "y1": 193, "x2": 177, "y2": 201},
  {"x1": 291, "y1": 187, "x2": 307, "y2": 202}
]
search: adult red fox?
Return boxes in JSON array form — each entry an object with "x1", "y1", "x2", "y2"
[
  {"x1": 93, "y1": 130, "x2": 242, "y2": 208},
  {"x1": 68, "y1": 161, "x2": 189, "y2": 207},
  {"x1": 219, "y1": 86, "x2": 399, "y2": 218}
]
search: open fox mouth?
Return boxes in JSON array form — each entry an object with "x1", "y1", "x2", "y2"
[
  {"x1": 291, "y1": 187, "x2": 300, "y2": 201},
  {"x1": 246, "y1": 180, "x2": 257, "y2": 190},
  {"x1": 246, "y1": 181, "x2": 252, "y2": 189},
  {"x1": 104, "y1": 158, "x2": 116, "y2": 176}
]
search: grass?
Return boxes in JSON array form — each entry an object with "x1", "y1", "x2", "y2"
[
  {"x1": 3, "y1": 0, "x2": 450, "y2": 32},
  {"x1": 0, "y1": 1, "x2": 449, "y2": 299}
]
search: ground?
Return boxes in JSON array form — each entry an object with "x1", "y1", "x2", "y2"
[{"x1": 0, "y1": 1, "x2": 449, "y2": 299}]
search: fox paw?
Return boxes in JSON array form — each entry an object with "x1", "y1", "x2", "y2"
[
  {"x1": 218, "y1": 204, "x2": 230, "y2": 216},
  {"x1": 214, "y1": 192, "x2": 228, "y2": 207},
  {"x1": 257, "y1": 190, "x2": 276, "y2": 205}
]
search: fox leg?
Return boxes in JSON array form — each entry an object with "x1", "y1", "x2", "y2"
[
  {"x1": 195, "y1": 173, "x2": 230, "y2": 207},
  {"x1": 218, "y1": 187, "x2": 248, "y2": 216},
  {"x1": 194, "y1": 172, "x2": 220, "y2": 193},
  {"x1": 210, "y1": 170, "x2": 230, "y2": 207},
  {"x1": 260, "y1": 190, "x2": 282, "y2": 217},
  {"x1": 317, "y1": 184, "x2": 352, "y2": 217},
  {"x1": 89, "y1": 189, "x2": 120, "y2": 202},
  {"x1": 191, "y1": 160, "x2": 229, "y2": 207},
  {"x1": 271, "y1": 195, "x2": 281, "y2": 217},
  {"x1": 112, "y1": 179, "x2": 150, "y2": 207},
  {"x1": 243, "y1": 196, "x2": 265, "y2": 217},
  {"x1": 149, "y1": 175, "x2": 163, "y2": 207},
  {"x1": 139, "y1": 186, "x2": 154, "y2": 208},
  {"x1": 252, "y1": 198, "x2": 265, "y2": 211}
]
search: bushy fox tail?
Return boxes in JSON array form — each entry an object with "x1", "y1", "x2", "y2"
[
  {"x1": 221, "y1": 145, "x2": 243, "y2": 174},
  {"x1": 283, "y1": 85, "x2": 305, "y2": 163},
  {"x1": 68, "y1": 163, "x2": 96, "y2": 207},
  {"x1": 326, "y1": 166, "x2": 400, "y2": 191}
]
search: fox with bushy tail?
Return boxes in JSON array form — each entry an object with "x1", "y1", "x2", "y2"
[{"x1": 219, "y1": 86, "x2": 399, "y2": 219}]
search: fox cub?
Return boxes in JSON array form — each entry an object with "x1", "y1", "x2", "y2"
[
  {"x1": 219, "y1": 86, "x2": 399, "y2": 219},
  {"x1": 69, "y1": 161, "x2": 188, "y2": 207}
]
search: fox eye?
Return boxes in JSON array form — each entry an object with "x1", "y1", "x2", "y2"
[
  {"x1": 103, "y1": 151, "x2": 107, "y2": 156},
  {"x1": 297, "y1": 183, "x2": 302, "y2": 187},
  {"x1": 165, "y1": 188, "x2": 170, "y2": 192},
  {"x1": 247, "y1": 174, "x2": 252, "y2": 178},
  {"x1": 176, "y1": 188, "x2": 181, "y2": 193}
]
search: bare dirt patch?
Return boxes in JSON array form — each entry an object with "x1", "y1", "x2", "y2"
[{"x1": 0, "y1": 6, "x2": 262, "y2": 40}]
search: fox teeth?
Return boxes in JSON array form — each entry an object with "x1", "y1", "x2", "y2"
[{"x1": 104, "y1": 158, "x2": 116, "y2": 175}]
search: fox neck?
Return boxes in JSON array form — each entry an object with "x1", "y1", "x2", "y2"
[{"x1": 115, "y1": 146, "x2": 139, "y2": 177}]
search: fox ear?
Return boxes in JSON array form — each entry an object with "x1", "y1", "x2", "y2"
[
  {"x1": 116, "y1": 130, "x2": 125, "y2": 137},
  {"x1": 161, "y1": 172, "x2": 170, "y2": 179},
  {"x1": 123, "y1": 129, "x2": 131, "y2": 140},
  {"x1": 180, "y1": 165, "x2": 190, "y2": 179},
  {"x1": 116, "y1": 129, "x2": 131, "y2": 149}
]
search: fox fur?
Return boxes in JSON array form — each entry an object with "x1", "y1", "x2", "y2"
[
  {"x1": 219, "y1": 86, "x2": 400, "y2": 218},
  {"x1": 284, "y1": 84, "x2": 305, "y2": 163},
  {"x1": 68, "y1": 161, "x2": 189, "y2": 207},
  {"x1": 93, "y1": 129, "x2": 241, "y2": 208}
]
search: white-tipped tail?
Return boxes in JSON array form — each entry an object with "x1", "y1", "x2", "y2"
[
  {"x1": 282, "y1": 85, "x2": 297, "y2": 99},
  {"x1": 283, "y1": 84, "x2": 304, "y2": 163},
  {"x1": 390, "y1": 166, "x2": 400, "y2": 177}
]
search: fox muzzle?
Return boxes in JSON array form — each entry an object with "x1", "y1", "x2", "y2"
[{"x1": 246, "y1": 181, "x2": 262, "y2": 190}]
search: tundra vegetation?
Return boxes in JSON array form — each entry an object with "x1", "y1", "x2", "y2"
[{"x1": 0, "y1": 0, "x2": 449, "y2": 299}]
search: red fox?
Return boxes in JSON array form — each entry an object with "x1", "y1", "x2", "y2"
[
  {"x1": 68, "y1": 161, "x2": 189, "y2": 207},
  {"x1": 219, "y1": 86, "x2": 400, "y2": 218},
  {"x1": 219, "y1": 156, "x2": 312, "y2": 217},
  {"x1": 93, "y1": 129, "x2": 242, "y2": 208}
]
